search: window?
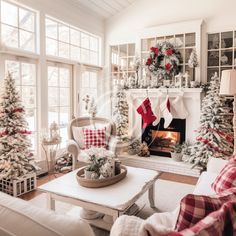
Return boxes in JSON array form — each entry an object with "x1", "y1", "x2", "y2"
[
  {"x1": 5, "y1": 58, "x2": 38, "y2": 156},
  {"x1": 47, "y1": 64, "x2": 72, "y2": 147},
  {"x1": 80, "y1": 70, "x2": 98, "y2": 115},
  {"x1": 111, "y1": 43, "x2": 136, "y2": 86},
  {"x1": 0, "y1": 0, "x2": 36, "y2": 52},
  {"x1": 207, "y1": 31, "x2": 236, "y2": 81},
  {"x1": 45, "y1": 17, "x2": 100, "y2": 65}
]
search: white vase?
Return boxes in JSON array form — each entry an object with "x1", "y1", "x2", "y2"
[
  {"x1": 171, "y1": 152, "x2": 182, "y2": 162},
  {"x1": 84, "y1": 170, "x2": 93, "y2": 179}
]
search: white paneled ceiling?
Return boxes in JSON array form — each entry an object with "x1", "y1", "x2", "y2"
[{"x1": 68, "y1": 0, "x2": 137, "y2": 19}]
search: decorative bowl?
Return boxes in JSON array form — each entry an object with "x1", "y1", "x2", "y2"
[{"x1": 76, "y1": 165, "x2": 127, "y2": 188}]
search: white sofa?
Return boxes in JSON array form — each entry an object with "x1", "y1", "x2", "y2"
[
  {"x1": 0, "y1": 191, "x2": 95, "y2": 236},
  {"x1": 110, "y1": 157, "x2": 227, "y2": 236}
]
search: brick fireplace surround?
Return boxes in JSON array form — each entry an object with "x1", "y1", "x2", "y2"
[{"x1": 120, "y1": 88, "x2": 204, "y2": 177}]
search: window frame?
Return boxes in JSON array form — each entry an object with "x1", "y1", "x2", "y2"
[
  {"x1": 45, "y1": 16, "x2": 101, "y2": 66},
  {"x1": 0, "y1": 0, "x2": 38, "y2": 54}
]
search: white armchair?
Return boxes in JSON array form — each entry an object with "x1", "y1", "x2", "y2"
[{"x1": 66, "y1": 117, "x2": 119, "y2": 170}]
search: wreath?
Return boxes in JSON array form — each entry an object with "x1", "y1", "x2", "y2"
[{"x1": 145, "y1": 41, "x2": 181, "y2": 79}]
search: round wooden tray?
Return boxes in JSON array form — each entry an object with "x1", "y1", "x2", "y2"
[{"x1": 76, "y1": 165, "x2": 127, "y2": 188}]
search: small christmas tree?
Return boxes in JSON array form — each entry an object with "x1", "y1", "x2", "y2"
[
  {"x1": 188, "y1": 49, "x2": 198, "y2": 68},
  {"x1": 188, "y1": 49, "x2": 198, "y2": 81},
  {"x1": 187, "y1": 73, "x2": 234, "y2": 169},
  {"x1": 0, "y1": 73, "x2": 36, "y2": 180},
  {"x1": 112, "y1": 85, "x2": 129, "y2": 139}
]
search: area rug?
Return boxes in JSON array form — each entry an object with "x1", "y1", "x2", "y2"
[{"x1": 30, "y1": 179, "x2": 194, "y2": 235}]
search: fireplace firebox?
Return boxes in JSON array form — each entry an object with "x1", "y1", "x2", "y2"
[{"x1": 142, "y1": 118, "x2": 186, "y2": 157}]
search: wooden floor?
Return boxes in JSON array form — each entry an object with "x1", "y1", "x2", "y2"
[{"x1": 19, "y1": 172, "x2": 198, "y2": 201}]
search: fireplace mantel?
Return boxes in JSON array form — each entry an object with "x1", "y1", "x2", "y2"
[{"x1": 126, "y1": 88, "x2": 204, "y2": 143}]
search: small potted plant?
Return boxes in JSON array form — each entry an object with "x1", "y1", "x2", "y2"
[
  {"x1": 171, "y1": 143, "x2": 183, "y2": 162},
  {"x1": 181, "y1": 141, "x2": 192, "y2": 162},
  {"x1": 84, "y1": 148, "x2": 115, "y2": 179}
]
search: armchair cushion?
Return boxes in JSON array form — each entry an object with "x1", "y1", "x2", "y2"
[
  {"x1": 83, "y1": 128, "x2": 106, "y2": 149},
  {"x1": 72, "y1": 124, "x2": 112, "y2": 149}
]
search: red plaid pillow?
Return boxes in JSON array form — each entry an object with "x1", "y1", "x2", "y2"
[
  {"x1": 171, "y1": 200, "x2": 236, "y2": 236},
  {"x1": 211, "y1": 156, "x2": 236, "y2": 193},
  {"x1": 175, "y1": 187, "x2": 236, "y2": 232},
  {"x1": 83, "y1": 128, "x2": 106, "y2": 149}
]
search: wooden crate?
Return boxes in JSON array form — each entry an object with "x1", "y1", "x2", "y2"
[{"x1": 0, "y1": 173, "x2": 37, "y2": 197}]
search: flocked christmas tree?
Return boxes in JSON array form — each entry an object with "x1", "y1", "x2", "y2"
[
  {"x1": 187, "y1": 73, "x2": 234, "y2": 169},
  {"x1": 112, "y1": 85, "x2": 129, "y2": 139},
  {"x1": 0, "y1": 73, "x2": 36, "y2": 180}
]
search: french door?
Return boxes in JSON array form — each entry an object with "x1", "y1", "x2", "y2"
[
  {"x1": 1, "y1": 55, "x2": 38, "y2": 157},
  {"x1": 47, "y1": 62, "x2": 72, "y2": 148}
]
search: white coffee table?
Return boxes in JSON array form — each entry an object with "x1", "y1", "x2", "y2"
[{"x1": 39, "y1": 166, "x2": 161, "y2": 230}]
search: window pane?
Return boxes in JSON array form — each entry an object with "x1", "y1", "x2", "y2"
[
  {"x1": 90, "y1": 51, "x2": 98, "y2": 65},
  {"x1": 70, "y1": 45, "x2": 80, "y2": 61},
  {"x1": 46, "y1": 18, "x2": 58, "y2": 39},
  {"x1": 48, "y1": 66, "x2": 59, "y2": 86},
  {"x1": 46, "y1": 38, "x2": 58, "y2": 56},
  {"x1": 20, "y1": 29, "x2": 35, "y2": 51},
  {"x1": 1, "y1": 24, "x2": 18, "y2": 48},
  {"x1": 59, "y1": 42, "x2": 69, "y2": 58},
  {"x1": 70, "y1": 28, "x2": 80, "y2": 46},
  {"x1": 90, "y1": 36, "x2": 98, "y2": 51},
  {"x1": 19, "y1": 8, "x2": 34, "y2": 32},
  {"x1": 60, "y1": 127, "x2": 67, "y2": 148},
  {"x1": 48, "y1": 87, "x2": 59, "y2": 106},
  {"x1": 48, "y1": 107, "x2": 59, "y2": 125},
  {"x1": 90, "y1": 72, "x2": 97, "y2": 88},
  {"x1": 81, "y1": 72, "x2": 90, "y2": 87},
  {"x1": 21, "y1": 63, "x2": 36, "y2": 86},
  {"x1": 22, "y1": 86, "x2": 36, "y2": 108},
  {"x1": 59, "y1": 24, "x2": 69, "y2": 43},
  {"x1": 5, "y1": 60, "x2": 20, "y2": 85},
  {"x1": 81, "y1": 33, "x2": 89, "y2": 49},
  {"x1": 81, "y1": 48, "x2": 89, "y2": 63},
  {"x1": 1, "y1": 1, "x2": 18, "y2": 27},
  {"x1": 59, "y1": 107, "x2": 69, "y2": 127},
  {"x1": 59, "y1": 68, "x2": 70, "y2": 87},
  {"x1": 60, "y1": 88, "x2": 69, "y2": 106},
  {"x1": 25, "y1": 108, "x2": 36, "y2": 131}
]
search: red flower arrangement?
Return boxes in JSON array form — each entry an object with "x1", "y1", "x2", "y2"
[{"x1": 145, "y1": 41, "x2": 181, "y2": 78}]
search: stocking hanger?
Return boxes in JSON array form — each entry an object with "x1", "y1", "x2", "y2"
[{"x1": 146, "y1": 89, "x2": 149, "y2": 98}]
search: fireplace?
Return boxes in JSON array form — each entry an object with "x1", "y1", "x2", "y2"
[{"x1": 142, "y1": 118, "x2": 186, "y2": 157}]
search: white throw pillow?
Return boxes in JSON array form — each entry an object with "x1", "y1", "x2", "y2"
[{"x1": 72, "y1": 123, "x2": 112, "y2": 149}]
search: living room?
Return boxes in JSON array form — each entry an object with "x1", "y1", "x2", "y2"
[{"x1": 0, "y1": 0, "x2": 236, "y2": 235}]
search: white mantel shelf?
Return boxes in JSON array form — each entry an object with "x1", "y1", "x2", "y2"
[{"x1": 119, "y1": 154, "x2": 202, "y2": 178}]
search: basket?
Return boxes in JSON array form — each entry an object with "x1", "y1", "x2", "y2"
[
  {"x1": 76, "y1": 165, "x2": 127, "y2": 188},
  {"x1": 0, "y1": 173, "x2": 37, "y2": 197}
]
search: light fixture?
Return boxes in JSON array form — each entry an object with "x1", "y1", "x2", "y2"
[{"x1": 220, "y1": 69, "x2": 236, "y2": 154}]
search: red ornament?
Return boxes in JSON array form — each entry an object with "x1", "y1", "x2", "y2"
[
  {"x1": 146, "y1": 58, "x2": 152, "y2": 66},
  {"x1": 166, "y1": 49, "x2": 173, "y2": 56},
  {"x1": 150, "y1": 47, "x2": 159, "y2": 55},
  {"x1": 165, "y1": 63, "x2": 172, "y2": 71}
]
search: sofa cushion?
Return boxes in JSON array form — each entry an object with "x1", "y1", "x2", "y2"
[
  {"x1": 207, "y1": 157, "x2": 228, "y2": 174},
  {"x1": 175, "y1": 187, "x2": 236, "y2": 232},
  {"x1": 83, "y1": 127, "x2": 107, "y2": 149},
  {"x1": 172, "y1": 200, "x2": 236, "y2": 236},
  {"x1": 0, "y1": 192, "x2": 94, "y2": 236},
  {"x1": 72, "y1": 124, "x2": 111, "y2": 149},
  {"x1": 211, "y1": 155, "x2": 236, "y2": 193},
  {"x1": 193, "y1": 171, "x2": 217, "y2": 195}
]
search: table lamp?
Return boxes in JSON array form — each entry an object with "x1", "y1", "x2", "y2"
[{"x1": 220, "y1": 69, "x2": 236, "y2": 154}]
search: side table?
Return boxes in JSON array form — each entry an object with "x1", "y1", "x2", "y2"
[{"x1": 41, "y1": 140, "x2": 61, "y2": 173}]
